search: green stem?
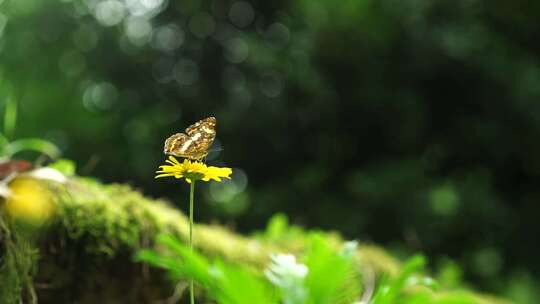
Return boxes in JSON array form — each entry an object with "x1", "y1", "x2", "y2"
[{"x1": 189, "y1": 181, "x2": 195, "y2": 304}]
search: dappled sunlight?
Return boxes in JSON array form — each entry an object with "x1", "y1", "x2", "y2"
[{"x1": 0, "y1": 0, "x2": 538, "y2": 303}]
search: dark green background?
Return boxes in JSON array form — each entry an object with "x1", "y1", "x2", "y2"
[{"x1": 1, "y1": 0, "x2": 539, "y2": 301}]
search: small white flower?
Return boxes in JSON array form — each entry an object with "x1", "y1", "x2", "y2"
[
  {"x1": 27, "y1": 167, "x2": 67, "y2": 183},
  {"x1": 342, "y1": 240, "x2": 358, "y2": 257},
  {"x1": 265, "y1": 253, "x2": 308, "y2": 304},
  {"x1": 267, "y1": 254, "x2": 308, "y2": 281}
]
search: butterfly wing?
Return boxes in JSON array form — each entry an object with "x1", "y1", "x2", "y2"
[
  {"x1": 185, "y1": 117, "x2": 216, "y2": 157},
  {"x1": 164, "y1": 117, "x2": 217, "y2": 160},
  {"x1": 163, "y1": 133, "x2": 189, "y2": 156},
  {"x1": 185, "y1": 117, "x2": 217, "y2": 136}
]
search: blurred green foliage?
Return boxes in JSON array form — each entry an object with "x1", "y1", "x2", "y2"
[
  {"x1": 137, "y1": 234, "x2": 498, "y2": 304},
  {"x1": 1, "y1": 173, "x2": 513, "y2": 303},
  {"x1": 1, "y1": 0, "x2": 540, "y2": 302},
  {"x1": 0, "y1": 98, "x2": 60, "y2": 159}
]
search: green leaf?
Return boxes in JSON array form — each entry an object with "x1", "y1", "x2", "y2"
[
  {"x1": 136, "y1": 234, "x2": 278, "y2": 304},
  {"x1": 304, "y1": 235, "x2": 360, "y2": 304},
  {"x1": 5, "y1": 138, "x2": 60, "y2": 158},
  {"x1": 205, "y1": 260, "x2": 273, "y2": 304},
  {"x1": 47, "y1": 159, "x2": 76, "y2": 175},
  {"x1": 0, "y1": 132, "x2": 10, "y2": 157},
  {"x1": 371, "y1": 255, "x2": 426, "y2": 304},
  {"x1": 3, "y1": 96, "x2": 17, "y2": 140},
  {"x1": 266, "y1": 213, "x2": 289, "y2": 239}
]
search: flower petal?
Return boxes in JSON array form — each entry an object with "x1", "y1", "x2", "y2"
[
  {"x1": 155, "y1": 173, "x2": 175, "y2": 178},
  {"x1": 155, "y1": 157, "x2": 232, "y2": 184},
  {"x1": 168, "y1": 155, "x2": 181, "y2": 165}
]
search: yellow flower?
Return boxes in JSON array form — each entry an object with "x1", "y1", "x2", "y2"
[
  {"x1": 155, "y1": 156, "x2": 232, "y2": 183},
  {"x1": 4, "y1": 178, "x2": 56, "y2": 224}
]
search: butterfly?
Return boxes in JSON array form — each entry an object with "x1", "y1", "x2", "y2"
[{"x1": 163, "y1": 116, "x2": 217, "y2": 161}]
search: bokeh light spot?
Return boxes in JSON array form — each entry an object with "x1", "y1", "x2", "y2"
[
  {"x1": 124, "y1": 17, "x2": 152, "y2": 46},
  {"x1": 83, "y1": 82, "x2": 118, "y2": 111},
  {"x1": 223, "y1": 37, "x2": 249, "y2": 63},
  {"x1": 259, "y1": 72, "x2": 283, "y2": 98},
  {"x1": 125, "y1": 0, "x2": 167, "y2": 18},
  {"x1": 472, "y1": 248, "x2": 503, "y2": 277},
  {"x1": 189, "y1": 13, "x2": 215, "y2": 39},
  {"x1": 174, "y1": 59, "x2": 199, "y2": 85},
  {"x1": 140, "y1": 0, "x2": 163, "y2": 10},
  {"x1": 430, "y1": 184, "x2": 460, "y2": 216},
  {"x1": 94, "y1": 0, "x2": 126, "y2": 27},
  {"x1": 208, "y1": 169, "x2": 250, "y2": 216},
  {"x1": 265, "y1": 22, "x2": 290, "y2": 48},
  {"x1": 228, "y1": 1, "x2": 255, "y2": 28},
  {"x1": 152, "y1": 24, "x2": 184, "y2": 52}
]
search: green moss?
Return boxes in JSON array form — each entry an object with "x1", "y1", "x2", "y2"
[
  {"x1": 0, "y1": 177, "x2": 512, "y2": 303},
  {"x1": 52, "y1": 178, "x2": 399, "y2": 273},
  {"x1": 0, "y1": 213, "x2": 39, "y2": 304}
]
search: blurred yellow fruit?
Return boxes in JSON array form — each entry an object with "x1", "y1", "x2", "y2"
[{"x1": 4, "y1": 177, "x2": 55, "y2": 224}]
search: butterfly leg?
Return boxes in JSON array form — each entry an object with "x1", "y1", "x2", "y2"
[{"x1": 193, "y1": 152, "x2": 208, "y2": 163}]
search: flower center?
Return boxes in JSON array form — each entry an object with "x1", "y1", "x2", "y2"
[{"x1": 183, "y1": 171, "x2": 204, "y2": 182}]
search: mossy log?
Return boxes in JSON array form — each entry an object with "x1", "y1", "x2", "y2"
[{"x1": 0, "y1": 177, "x2": 510, "y2": 304}]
